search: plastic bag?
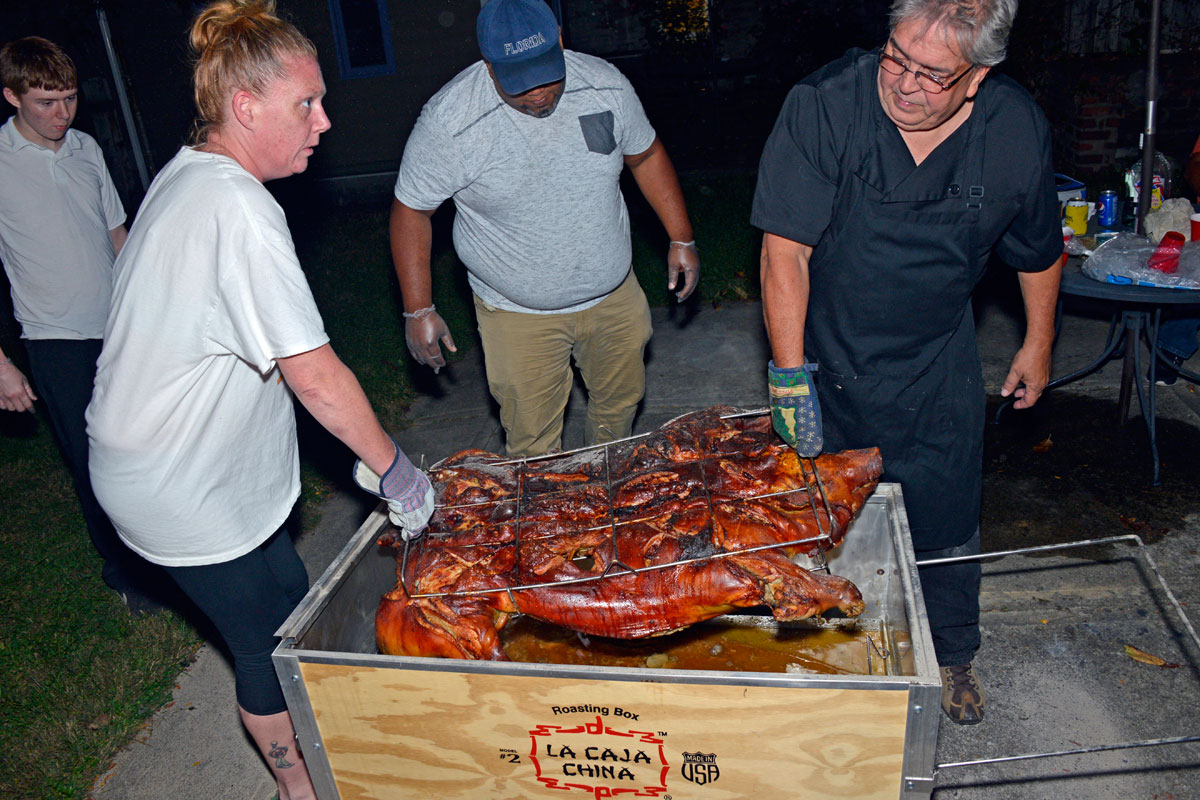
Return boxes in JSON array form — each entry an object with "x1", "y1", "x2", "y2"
[
  {"x1": 1080, "y1": 231, "x2": 1200, "y2": 289},
  {"x1": 1124, "y1": 151, "x2": 1173, "y2": 211},
  {"x1": 1144, "y1": 198, "x2": 1193, "y2": 244},
  {"x1": 1063, "y1": 231, "x2": 1091, "y2": 257}
]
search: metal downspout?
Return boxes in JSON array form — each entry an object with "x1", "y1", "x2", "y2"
[{"x1": 95, "y1": 1, "x2": 150, "y2": 192}]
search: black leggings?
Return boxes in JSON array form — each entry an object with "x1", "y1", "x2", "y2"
[{"x1": 165, "y1": 527, "x2": 308, "y2": 715}]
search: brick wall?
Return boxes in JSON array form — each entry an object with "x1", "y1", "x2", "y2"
[{"x1": 1026, "y1": 52, "x2": 1200, "y2": 192}]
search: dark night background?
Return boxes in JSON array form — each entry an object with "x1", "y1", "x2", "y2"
[
  {"x1": 2, "y1": 0, "x2": 1199, "y2": 214},
  {"x1": 1, "y1": 8, "x2": 1199, "y2": 794}
]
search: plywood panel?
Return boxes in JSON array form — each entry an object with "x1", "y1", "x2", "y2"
[{"x1": 300, "y1": 662, "x2": 909, "y2": 800}]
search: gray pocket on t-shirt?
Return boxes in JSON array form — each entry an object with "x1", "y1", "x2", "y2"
[{"x1": 579, "y1": 111, "x2": 616, "y2": 155}]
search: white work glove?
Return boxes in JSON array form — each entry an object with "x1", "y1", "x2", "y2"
[
  {"x1": 387, "y1": 484, "x2": 435, "y2": 535},
  {"x1": 352, "y1": 438, "x2": 435, "y2": 540}
]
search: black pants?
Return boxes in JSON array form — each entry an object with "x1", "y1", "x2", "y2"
[
  {"x1": 25, "y1": 338, "x2": 160, "y2": 595},
  {"x1": 915, "y1": 528, "x2": 982, "y2": 667},
  {"x1": 165, "y1": 526, "x2": 309, "y2": 715}
]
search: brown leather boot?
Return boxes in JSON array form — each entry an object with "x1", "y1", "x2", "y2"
[{"x1": 940, "y1": 663, "x2": 985, "y2": 724}]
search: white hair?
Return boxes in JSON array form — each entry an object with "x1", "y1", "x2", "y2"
[{"x1": 888, "y1": 0, "x2": 1018, "y2": 66}]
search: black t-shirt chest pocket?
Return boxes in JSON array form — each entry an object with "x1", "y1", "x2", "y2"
[
  {"x1": 579, "y1": 111, "x2": 616, "y2": 155},
  {"x1": 972, "y1": 191, "x2": 1020, "y2": 252},
  {"x1": 877, "y1": 197, "x2": 966, "y2": 226}
]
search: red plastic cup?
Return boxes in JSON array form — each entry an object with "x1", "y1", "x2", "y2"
[
  {"x1": 1148, "y1": 231, "x2": 1185, "y2": 274},
  {"x1": 1191, "y1": 213, "x2": 1200, "y2": 242}
]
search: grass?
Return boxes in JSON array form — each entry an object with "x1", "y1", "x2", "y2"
[
  {"x1": 632, "y1": 171, "x2": 763, "y2": 307},
  {"x1": 0, "y1": 168, "x2": 761, "y2": 799},
  {"x1": 286, "y1": 202, "x2": 479, "y2": 433},
  {"x1": 0, "y1": 417, "x2": 201, "y2": 799}
]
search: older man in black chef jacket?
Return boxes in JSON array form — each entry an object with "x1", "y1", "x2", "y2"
[{"x1": 753, "y1": 0, "x2": 1062, "y2": 724}]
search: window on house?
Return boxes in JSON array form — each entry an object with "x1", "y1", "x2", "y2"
[{"x1": 329, "y1": 0, "x2": 396, "y2": 78}]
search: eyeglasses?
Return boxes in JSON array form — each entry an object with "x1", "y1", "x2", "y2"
[{"x1": 878, "y1": 49, "x2": 974, "y2": 94}]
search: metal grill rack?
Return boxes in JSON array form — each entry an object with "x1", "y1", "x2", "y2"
[
  {"x1": 397, "y1": 408, "x2": 843, "y2": 601},
  {"x1": 924, "y1": 534, "x2": 1200, "y2": 775}
]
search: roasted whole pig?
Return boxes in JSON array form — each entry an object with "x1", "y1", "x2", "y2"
[{"x1": 376, "y1": 407, "x2": 882, "y2": 660}]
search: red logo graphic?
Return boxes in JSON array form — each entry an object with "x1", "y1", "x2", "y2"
[{"x1": 528, "y1": 716, "x2": 668, "y2": 798}]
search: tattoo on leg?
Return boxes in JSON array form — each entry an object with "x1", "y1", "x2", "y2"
[{"x1": 268, "y1": 741, "x2": 295, "y2": 769}]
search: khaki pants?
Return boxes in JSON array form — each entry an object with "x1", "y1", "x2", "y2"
[{"x1": 474, "y1": 271, "x2": 653, "y2": 457}]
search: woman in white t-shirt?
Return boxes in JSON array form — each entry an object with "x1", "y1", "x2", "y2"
[{"x1": 85, "y1": 2, "x2": 432, "y2": 797}]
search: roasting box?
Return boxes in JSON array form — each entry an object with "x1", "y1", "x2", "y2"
[{"x1": 273, "y1": 482, "x2": 940, "y2": 800}]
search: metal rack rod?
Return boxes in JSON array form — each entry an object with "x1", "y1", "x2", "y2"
[
  {"x1": 406, "y1": 532, "x2": 834, "y2": 599},
  {"x1": 916, "y1": 534, "x2": 1200, "y2": 654},
  {"x1": 435, "y1": 482, "x2": 825, "y2": 515},
  {"x1": 403, "y1": 408, "x2": 843, "y2": 600},
  {"x1": 797, "y1": 455, "x2": 835, "y2": 574},
  {"x1": 926, "y1": 533, "x2": 1200, "y2": 777},
  {"x1": 478, "y1": 407, "x2": 773, "y2": 468},
  {"x1": 938, "y1": 734, "x2": 1200, "y2": 771}
]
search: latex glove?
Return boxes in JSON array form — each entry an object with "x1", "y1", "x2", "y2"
[
  {"x1": 667, "y1": 240, "x2": 700, "y2": 301},
  {"x1": 767, "y1": 360, "x2": 822, "y2": 457},
  {"x1": 0, "y1": 360, "x2": 36, "y2": 413},
  {"x1": 352, "y1": 438, "x2": 435, "y2": 540},
  {"x1": 404, "y1": 305, "x2": 456, "y2": 374}
]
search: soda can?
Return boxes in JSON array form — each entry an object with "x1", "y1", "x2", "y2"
[
  {"x1": 1098, "y1": 189, "x2": 1118, "y2": 228},
  {"x1": 1064, "y1": 198, "x2": 1088, "y2": 236}
]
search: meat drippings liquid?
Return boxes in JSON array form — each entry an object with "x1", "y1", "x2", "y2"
[{"x1": 501, "y1": 616, "x2": 908, "y2": 675}]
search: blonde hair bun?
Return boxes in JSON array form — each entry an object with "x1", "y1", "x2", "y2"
[{"x1": 189, "y1": 0, "x2": 315, "y2": 143}]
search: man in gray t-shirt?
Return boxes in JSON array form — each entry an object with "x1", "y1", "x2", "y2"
[{"x1": 390, "y1": 0, "x2": 699, "y2": 457}]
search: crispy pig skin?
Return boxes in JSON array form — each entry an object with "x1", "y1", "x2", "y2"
[{"x1": 377, "y1": 407, "x2": 881, "y2": 660}]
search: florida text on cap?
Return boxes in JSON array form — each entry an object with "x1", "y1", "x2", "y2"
[{"x1": 477, "y1": 0, "x2": 565, "y2": 95}]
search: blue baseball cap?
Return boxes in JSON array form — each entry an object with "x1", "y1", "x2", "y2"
[{"x1": 477, "y1": 0, "x2": 565, "y2": 95}]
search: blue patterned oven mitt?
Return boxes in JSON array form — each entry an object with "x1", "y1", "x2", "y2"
[{"x1": 767, "y1": 360, "x2": 823, "y2": 457}]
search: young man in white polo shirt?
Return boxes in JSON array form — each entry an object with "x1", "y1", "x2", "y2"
[{"x1": 0, "y1": 36, "x2": 163, "y2": 614}]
